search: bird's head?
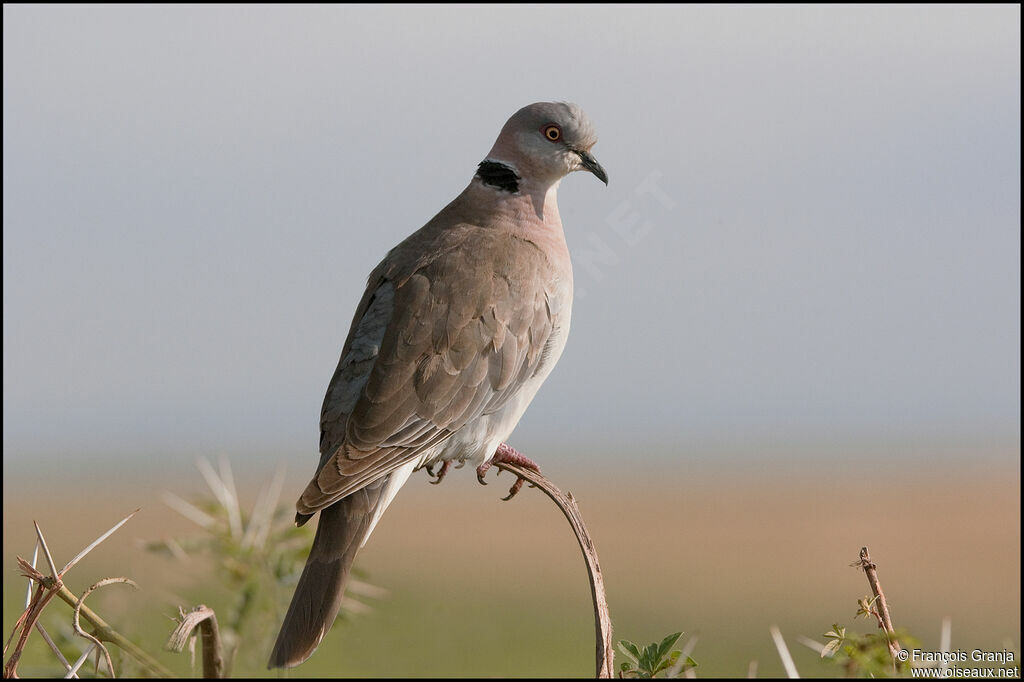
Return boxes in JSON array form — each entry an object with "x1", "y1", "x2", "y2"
[{"x1": 484, "y1": 102, "x2": 608, "y2": 190}]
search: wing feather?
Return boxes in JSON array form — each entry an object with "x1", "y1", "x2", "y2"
[{"x1": 298, "y1": 228, "x2": 561, "y2": 516}]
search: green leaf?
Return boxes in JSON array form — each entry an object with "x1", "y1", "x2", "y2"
[
  {"x1": 618, "y1": 639, "x2": 642, "y2": 664},
  {"x1": 656, "y1": 631, "x2": 683, "y2": 661},
  {"x1": 640, "y1": 643, "x2": 659, "y2": 672},
  {"x1": 653, "y1": 653, "x2": 676, "y2": 675},
  {"x1": 823, "y1": 624, "x2": 846, "y2": 640}
]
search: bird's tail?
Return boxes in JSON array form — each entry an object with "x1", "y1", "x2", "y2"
[{"x1": 267, "y1": 480, "x2": 388, "y2": 669}]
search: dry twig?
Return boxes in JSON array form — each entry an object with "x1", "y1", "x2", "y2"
[
  {"x1": 53, "y1": 582, "x2": 173, "y2": 678},
  {"x1": 166, "y1": 605, "x2": 225, "y2": 678},
  {"x1": 855, "y1": 546, "x2": 901, "y2": 662},
  {"x1": 71, "y1": 578, "x2": 140, "y2": 678},
  {"x1": 3, "y1": 512, "x2": 174, "y2": 679},
  {"x1": 493, "y1": 462, "x2": 614, "y2": 678},
  {"x1": 769, "y1": 624, "x2": 800, "y2": 679}
]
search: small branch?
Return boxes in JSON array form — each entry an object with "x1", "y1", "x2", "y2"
[
  {"x1": 6, "y1": 514, "x2": 174, "y2": 679},
  {"x1": 71, "y1": 578, "x2": 140, "y2": 679},
  {"x1": 769, "y1": 625, "x2": 800, "y2": 679},
  {"x1": 857, "y1": 547, "x2": 901, "y2": 662},
  {"x1": 54, "y1": 584, "x2": 174, "y2": 678},
  {"x1": 494, "y1": 462, "x2": 614, "y2": 678},
  {"x1": 166, "y1": 605, "x2": 225, "y2": 678},
  {"x1": 5, "y1": 559, "x2": 61, "y2": 677}
]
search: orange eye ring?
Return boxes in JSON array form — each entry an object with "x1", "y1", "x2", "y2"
[{"x1": 542, "y1": 125, "x2": 561, "y2": 142}]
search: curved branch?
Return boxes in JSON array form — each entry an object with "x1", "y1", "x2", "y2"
[
  {"x1": 54, "y1": 584, "x2": 174, "y2": 678},
  {"x1": 165, "y1": 605, "x2": 225, "y2": 678},
  {"x1": 72, "y1": 578, "x2": 139, "y2": 678},
  {"x1": 495, "y1": 462, "x2": 614, "y2": 678}
]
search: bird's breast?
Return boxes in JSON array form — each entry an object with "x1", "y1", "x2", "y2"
[{"x1": 425, "y1": 282, "x2": 571, "y2": 471}]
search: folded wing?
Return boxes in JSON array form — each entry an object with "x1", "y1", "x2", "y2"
[{"x1": 298, "y1": 229, "x2": 558, "y2": 516}]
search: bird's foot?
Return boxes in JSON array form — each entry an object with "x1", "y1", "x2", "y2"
[
  {"x1": 426, "y1": 460, "x2": 454, "y2": 485},
  {"x1": 476, "y1": 443, "x2": 540, "y2": 501}
]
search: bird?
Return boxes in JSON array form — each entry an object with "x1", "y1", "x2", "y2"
[{"x1": 268, "y1": 101, "x2": 607, "y2": 669}]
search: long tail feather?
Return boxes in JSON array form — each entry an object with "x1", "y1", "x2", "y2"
[{"x1": 268, "y1": 479, "x2": 387, "y2": 669}]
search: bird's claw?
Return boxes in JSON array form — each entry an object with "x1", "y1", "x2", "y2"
[
  {"x1": 475, "y1": 443, "x2": 540, "y2": 501},
  {"x1": 500, "y1": 472, "x2": 528, "y2": 501},
  {"x1": 426, "y1": 460, "x2": 453, "y2": 485}
]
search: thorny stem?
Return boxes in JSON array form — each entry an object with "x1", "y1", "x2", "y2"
[
  {"x1": 4, "y1": 577, "x2": 59, "y2": 678},
  {"x1": 54, "y1": 584, "x2": 174, "y2": 678},
  {"x1": 858, "y1": 546, "x2": 901, "y2": 665}
]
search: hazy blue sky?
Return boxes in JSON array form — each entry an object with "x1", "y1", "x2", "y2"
[{"x1": 3, "y1": 5, "x2": 1020, "y2": 467}]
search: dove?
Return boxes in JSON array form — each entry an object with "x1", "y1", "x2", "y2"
[{"x1": 269, "y1": 101, "x2": 606, "y2": 668}]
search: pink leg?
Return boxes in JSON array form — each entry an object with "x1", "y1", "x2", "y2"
[{"x1": 475, "y1": 442, "x2": 541, "y2": 501}]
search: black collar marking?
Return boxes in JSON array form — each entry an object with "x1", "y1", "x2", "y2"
[{"x1": 476, "y1": 160, "x2": 520, "y2": 193}]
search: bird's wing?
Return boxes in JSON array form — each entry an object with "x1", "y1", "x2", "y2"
[{"x1": 297, "y1": 228, "x2": 560, "y2": 515}]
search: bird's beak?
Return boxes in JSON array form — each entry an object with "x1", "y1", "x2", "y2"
[{"x1": 575, "y1": 150, "x2": 608, "y2": 185}]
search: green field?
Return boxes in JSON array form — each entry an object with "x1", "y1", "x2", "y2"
[{"x1": 4, "y1": 449, "x2": 1020, "y2": 677}]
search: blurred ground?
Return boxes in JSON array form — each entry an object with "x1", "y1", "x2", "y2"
[{"x1": 3, "y1": 446, "x2": 1019, "y2": 677}]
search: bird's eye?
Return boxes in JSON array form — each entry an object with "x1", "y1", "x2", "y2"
[{"x1": 542, "y1": 125, "x2": 561, "y2": 142}]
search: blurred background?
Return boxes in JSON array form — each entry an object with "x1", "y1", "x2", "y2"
[{"x1": 3, "y1": 5, "x2": 1019, "y2": 677}]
